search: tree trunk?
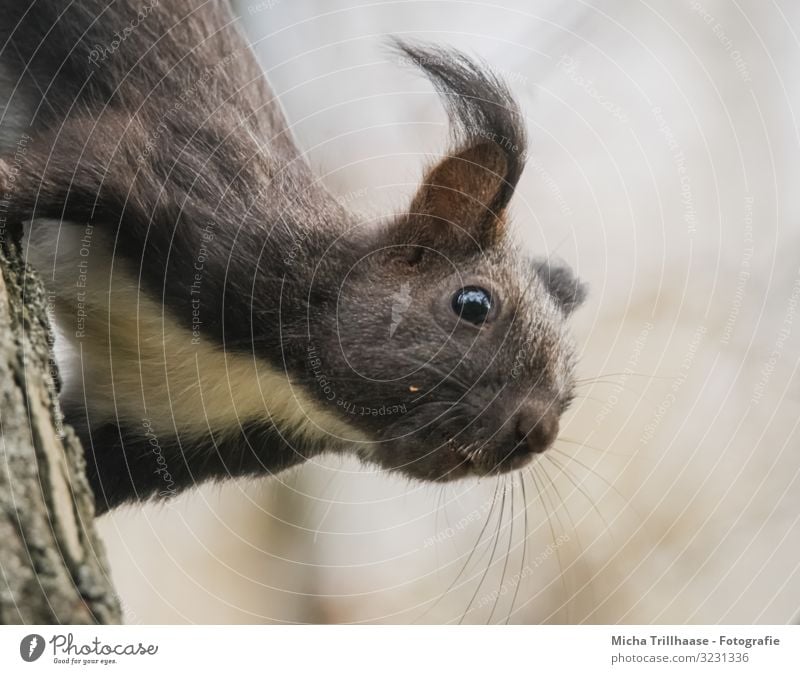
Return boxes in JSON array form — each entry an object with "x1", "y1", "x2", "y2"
[{"x1": 0, "y1": 222, "x2": 121, "y2": 624}]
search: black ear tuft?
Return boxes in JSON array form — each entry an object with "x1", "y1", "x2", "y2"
[
  {"x1": 389, "y1": 39, "x2": 527, "y2": 252},
  {"x1": 535, "y1": 261, "x2": 587, "y2": 313},
  {"x1": 392, "y1": 39, "x2": 527, "y2": 205}
]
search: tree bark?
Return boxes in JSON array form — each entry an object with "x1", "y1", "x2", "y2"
[{"x1": 0, "y1": 220, "x2": 121, "y2": 624}]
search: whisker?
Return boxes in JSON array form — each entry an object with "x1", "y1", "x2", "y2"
[
  {"x1": 459, "y1": 478, "x2": 507, "y2": 624},
  {"x1": 573, "y1": 376, "x2": 665, "y2": 407},
  {"x1": 414, "y1": 480, "x2": 501, "y2": 623},
  {"x1": 550, "y1": 448, "x2": 630, "y2": 506},
  {"x1": 574, "y1": 371, "x2": 672, "y2": 384},
  {"x1": 506, "y1": 472, "x2": 529, "y2": 624},
  {"x1": 488, "y1": 478, "x2": 515, "y2": 625},
  {"x1": 433, "y1": 486, "x2": 445, "y2": 573},
  {"x1": 439, "y1": 485, "x2": 456, "y2": 549},
  {"x1": 571, "y1": 393, "x2": 616, "y2": 406},
  {"x1": 546, "y1": 454, "x2": 614, "y2": 544},
  {"x1": 539, "y1": 459, "x2": 580, "y2": 546},
  {"x1": 573, "y1": 378, "x2": 631, "y2": 388},
  {"x1": 528, "y1": 466, "x2": 569, "y2": 623},
  {"x1": 541, "y1": 456, "x2": 603, "y2": 621},
  {"x1": 557, "y1": 437, "x2": 634, "y2": 458}
]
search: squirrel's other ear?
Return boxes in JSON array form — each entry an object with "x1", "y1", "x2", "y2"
[
  {"x1": 385, "y1": 41, "x2": 526, "y2": 261},
  {"x1": 535, "y1": 260, "x2": 587, "y2": 313}
]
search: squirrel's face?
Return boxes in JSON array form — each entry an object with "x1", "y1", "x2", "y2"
[
  {"x1": 323, "y1": 243, "x2": 584, "y2": 481},
  {"x1": 301, "y1": 69, "x2": 585, "y2": 480}
]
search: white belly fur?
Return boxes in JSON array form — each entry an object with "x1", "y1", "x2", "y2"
[{"x1": 24, "y1": 220, "x2": 364, "y2": 448}]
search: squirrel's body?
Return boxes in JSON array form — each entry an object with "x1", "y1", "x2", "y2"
[
  {"x1": 1, "y1": 0, "x2": 585, "y2": 513},
  {"x1": 25, "y1": 220, "x2": 357, "y2": 508}
]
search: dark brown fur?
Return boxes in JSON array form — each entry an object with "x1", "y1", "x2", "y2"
[{"x1": 0, "y1": 1, "x2": 585, "y2": 511}]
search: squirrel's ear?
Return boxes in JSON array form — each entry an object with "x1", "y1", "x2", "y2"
[
  {"x1": 386, "y1": 41, "x2": 526, "y2": 260},
  {"x1": 403, "y1": 140, "x2": 511, "y2": 250}
]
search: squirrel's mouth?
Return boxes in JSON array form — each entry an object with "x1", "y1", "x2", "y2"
[
  {"x1": 450, "y1": 438, "x2": 540, "y2": 477},
  {"x1": 359, "y1": 436, "x2": 543, "y2": 483}
]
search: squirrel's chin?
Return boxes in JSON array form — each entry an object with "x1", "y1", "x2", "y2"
[{"x1": 354, "y1": 440, "x2": 481, "y2": 483}]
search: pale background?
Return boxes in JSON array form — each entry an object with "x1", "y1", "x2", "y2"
[{"x1": 98, "y1": 0, "x2": 800, "y2": 623}]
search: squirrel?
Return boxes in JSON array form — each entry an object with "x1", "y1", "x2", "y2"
[{"x1": 0, "y1": 0, "x2": 585, "y2": 513}]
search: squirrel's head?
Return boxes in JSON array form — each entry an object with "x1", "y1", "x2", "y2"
[{"x1": 299, "y1": 43, "x2": 585, "y2": 481}]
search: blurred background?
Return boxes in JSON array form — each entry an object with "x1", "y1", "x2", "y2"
[{"x1": 98, "y1": 0, "x2": 800, "y2": 623}]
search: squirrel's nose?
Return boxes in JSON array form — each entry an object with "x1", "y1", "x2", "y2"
[{"x1": 514, "y1": 403, "x2": 559, "y2": 456}]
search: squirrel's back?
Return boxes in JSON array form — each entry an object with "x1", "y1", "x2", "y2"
[{"x1": 0, "y1": 1, "x2": 290, "y2": 143}]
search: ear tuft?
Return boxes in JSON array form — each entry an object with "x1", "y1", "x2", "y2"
[{"x1": 390, "y1": 40, "x2": 527, "y2": 253}]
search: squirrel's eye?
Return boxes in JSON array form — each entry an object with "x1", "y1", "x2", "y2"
[{"x1": 451, "y1": 286, "x2": 493, "y2": 325}]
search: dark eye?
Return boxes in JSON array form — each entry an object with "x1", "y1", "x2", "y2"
[{"x1": 451, "y1": 286, "x2": 493, "y2": 325}]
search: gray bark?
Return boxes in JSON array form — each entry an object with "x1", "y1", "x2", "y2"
[{"x1": 0, "y1": 226, "x2": 121, "y2": 624}]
